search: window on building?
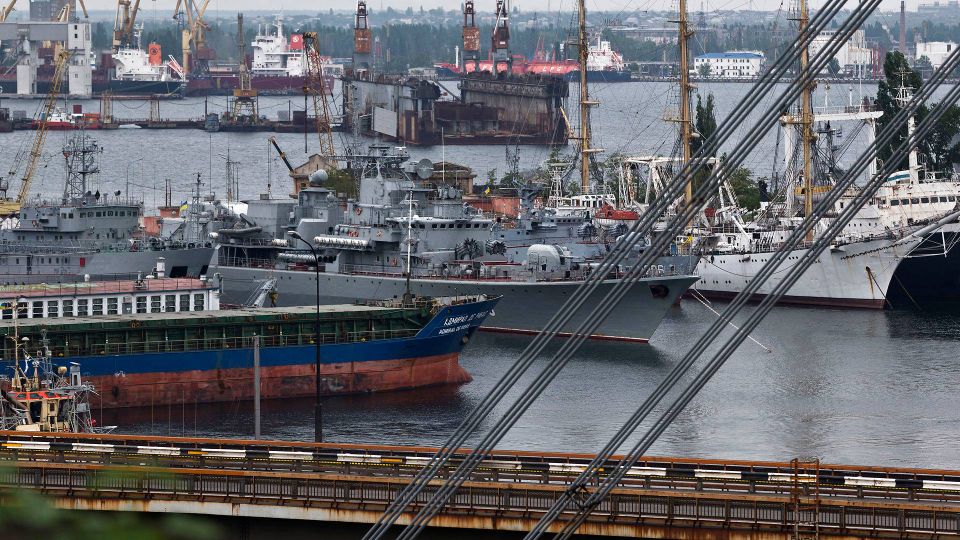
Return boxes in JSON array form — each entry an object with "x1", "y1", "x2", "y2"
[
  {"x1": 63, "y1": 299, "x2": 73, "y2": 317},
  {"x1": 107, "y1": 297, "x2": 119, "y2": 315},
  {"x1": 77, "y1": 299, "x2": 89, "y2": 316},
  {"x1": 32, "y1": 302, "x2": 43, "y2": 318},
  {"x1": 136, "y1": 296, "x2": 147, "y2": 314},
  {"x1": 47, "y1": 301, "x2": 59, "y2": 318},
  {"x1": 92, "y1": 298, "x2": 104, "y2": 316},
  {"x1": 179, "y1": 294, "x2": 190, "y2": 311},
  {"x1": 150, "y1": 295, "x2": 161, "y2": 313},
  {"x1": 194, "y1": 293, "x2": 205, "y2": 311},
  {"x1": 165, "y1": 295, "x2": 176, "y2": 312}
]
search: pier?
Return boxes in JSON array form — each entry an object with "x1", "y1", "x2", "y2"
[{"x1": 2, "y1": 431, "x2": 960, "y2": 538}]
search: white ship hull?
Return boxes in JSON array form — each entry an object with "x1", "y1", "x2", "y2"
[{"x1": 693, "y1": 236, "x2": 924, "y2": 308}]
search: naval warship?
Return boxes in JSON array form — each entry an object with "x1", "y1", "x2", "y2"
[
  {"x1": 213, "y1": 145, "x2": 697, "y2": 342},
  {"x1": 0, "y1": 132, "x2": 213, "y2": 283}
]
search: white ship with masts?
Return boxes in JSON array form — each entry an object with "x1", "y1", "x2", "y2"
[{"x1": 691, "y1": 26, "x2": 959, "y2": 307}]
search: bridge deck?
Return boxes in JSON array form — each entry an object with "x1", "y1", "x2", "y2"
[{"x1": 1, "y1": 431, "x2": 959, "y2": 538}]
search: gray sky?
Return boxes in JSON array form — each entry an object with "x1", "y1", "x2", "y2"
[{"x1": 78, "y1": 0, "x2": 913, "y2": 14}]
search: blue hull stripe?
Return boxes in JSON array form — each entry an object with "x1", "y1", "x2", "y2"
[{"x1": 53, "y1": 298, "x2": 500, "y2": 377}]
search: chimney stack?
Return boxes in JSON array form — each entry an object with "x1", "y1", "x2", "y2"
[{"x1": 899, "y1": 0, "x2": 907, "y2": 54}]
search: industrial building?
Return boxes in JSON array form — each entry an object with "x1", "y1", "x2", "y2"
[
  {"x1": 916, "y1": 41, "x2": 958, "y2": 69},
  {"x1": 693, "y1": 51, "x2": 765, "y2": 78}
]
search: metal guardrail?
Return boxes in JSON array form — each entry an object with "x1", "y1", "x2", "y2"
[{"x1": 2, "y1": 461, "x2": 959, "y2": 538}]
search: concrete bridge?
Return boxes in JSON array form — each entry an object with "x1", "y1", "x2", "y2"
[{"x1": 1, "y1": 431, "x2": 960, "y2": 539}]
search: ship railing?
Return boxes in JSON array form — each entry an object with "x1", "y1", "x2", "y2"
[
  {"x1": 217, "y1": 256, "x2": 280, "y2": 269},
  {"x1": 0, "y1": 277, "x2": 213, "y2": 298},
  {"x1": 42, "y1": 329, "x2": 421, "y2": 358}
]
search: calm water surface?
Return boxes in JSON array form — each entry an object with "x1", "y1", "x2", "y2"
[
  {"x1": 109, "y1": 301, "x2": 960, "y2": 468},
  {"x1": 3, "y1": 82, "x2": 958, "y2": 467}
]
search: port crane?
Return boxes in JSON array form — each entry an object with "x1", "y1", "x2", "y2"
[
  {"x1": 301, "y1": 32, "x2": 336, "y2": 163},
  {"x1": 113, "y1": 0, "x2": 141, "y2": 49},
  {"x1": 172, "y1": 0, "x2": 212, "y2": 75},
  {"x1": 0, "y1": 0, "x2": 17, "y2": 22},
  {"x1": 54, "y1": 0, "x2": 88, "y2": 21},
  {"x1": 0, "y1": 49, "x2": 71, "y2": 215}
]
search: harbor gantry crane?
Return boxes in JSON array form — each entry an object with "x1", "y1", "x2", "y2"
[
  {"x1": 0, "y1": 0, "x2": 17, "y2": 22},
  {"x1": 113, "y1": 0, "x2": 141, "y2": 49},
  {"x1": 301, "y1": 32, "x2": 336, "y2": 164},
  {"x1": 54, "y1": 0, "x2": 88, "y2": 22},
  {"x1": 0, "y1": 49, "x2": 71, "y2": 216},
  {"x1": 172, "y1": 0, "x2": 212, "y2": 75}
]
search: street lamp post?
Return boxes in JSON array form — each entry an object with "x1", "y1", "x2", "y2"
[{"x1": 287, "y1": 231, "x2": 323, "y2": 443}]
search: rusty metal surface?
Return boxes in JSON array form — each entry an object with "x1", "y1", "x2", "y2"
[{"x1": 3, "y1": 462, "x2": 960, "y2": 538}]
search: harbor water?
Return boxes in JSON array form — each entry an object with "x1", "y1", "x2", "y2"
[
  {"x1": 108, "y1": 301, "x2": 960, "y2": 469},
  {"x1": 3, "y1": 81, "x2": 959, "y2": 468}
]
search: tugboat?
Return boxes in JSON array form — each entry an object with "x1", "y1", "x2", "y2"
[{"x1": 0, "y1": 327, "x2": 114, "y2": 433}]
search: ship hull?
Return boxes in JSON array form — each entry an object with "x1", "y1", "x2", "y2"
[
  {"x1": 693, "y1": 236, "x2": 923, "y2": 309},
  {"x1": 216, "y1": 266, "x2": 697, "y2": 342},
  {"x1": 887, "y1": 224, "x2": 960, "y2": 303},
  {"x1": 0, "y1": 246, "x2": 214, "y2": 281},
  {"x1": 564, "y1": 70, "x2": 633, "y2": 83},
  {"x1": 71, "y1": 297, "x2": 499, "y2": 409},
  {"x1": 102, "y1": 79, "x2": 185, "y2": 96},
  {"x1": 185, "y1": 75, "x2": 330, "y2": 96}
]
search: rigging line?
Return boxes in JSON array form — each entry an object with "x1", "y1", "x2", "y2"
[
  {"x1": 363, "y1": 2, "x2": 850, "y2": 537},
  {"x1": 687, "y1": 288, "x2": 772, "y2": 352},
  {"x1": 385, "y1": 5, "x2": 862, "y2": 540},
  {"x1": 517, "y1": 8, "x2": 895, "y2": 540},
  {"x1": 552, "y1": 84, "x2": 960, "y2": 539},
  {"x1": 370, "y1": 3, "x2": 853, "y2": 536},
  {"x1": 533, "y1": 42, "x2": 960, "y2": 540}
]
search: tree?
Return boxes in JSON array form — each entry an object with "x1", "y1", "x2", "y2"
[
  {"x1": 692, "y1": 93, "x2": 718, "y2": 157},
  {"x1": 697, "y1": 62, "x2": 711, "y2": 78},
  {"x1": 826, "y1": 58, "x2": 841, "y2": 77},
  {"x1": 729, "y1": 168, "x2": 761, "y2": 211},
  {"x1": 875, "y1": 51, "x2": 960, "y2": 173}
]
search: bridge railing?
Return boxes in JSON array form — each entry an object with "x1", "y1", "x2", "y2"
[{"x1": 4, "y1": 463, "x2": 959, "y2": 538}]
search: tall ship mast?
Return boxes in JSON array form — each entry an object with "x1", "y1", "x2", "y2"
[
  {"x1": 577, "y1": 0, "x2": 594, "y2": 193},
  {"x1": 798, "y1": 0, "x2": 815, "y2": 240},
  {"x1": 678, "y1": 0, "x2": 694, "y2": 206}
]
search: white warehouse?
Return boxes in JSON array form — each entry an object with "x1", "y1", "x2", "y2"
[
  {"x1": 916, "y1": 41, "x2": 958, "y2": 69},
  {"x1": 693, "y1": 51, "x2": 765, "y2": 78}
]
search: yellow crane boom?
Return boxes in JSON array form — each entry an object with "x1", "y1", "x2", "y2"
[
  {"x1": 113, "y1": 0, "x2": 141, "y2": 49},
  {"x1": 0, "y1": 0, "x2": 17, "y2": 22},
  {"x1": 301, "y1": 32, "x2": 335, "y2": 161},
  {"x1": 0, "y1": 49, "x2": 72, "y2": 216}
]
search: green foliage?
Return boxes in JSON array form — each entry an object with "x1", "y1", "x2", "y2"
[
  {"x1": 729, "y1": 168, "x2": 761, "y2": 211},
  {"x1": 326, "y1": 167, "x2": 358, "y2": 198},
  {"x1": 0, "y1": 488, "x2": 221, "y2": 539},
  {"x1": 697, "y1": 62, "x2": 711, "y2": 78},
  {"x1": 692, "y1": 93, "x2": 718, "y2": 157},
  {"x1": 827, "y1": 58, "x2": 841, "y2": 77},
  {"x1": 876, "y1": 51, "x2": 960, "y2": 173}
]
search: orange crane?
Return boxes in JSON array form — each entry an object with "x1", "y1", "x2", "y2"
[
  {"x1": 0, "y1": 49, "x2": 71, "y2": 215},
  {"x1": 301, "y1": 32, "x2": 336, "y2": 163}
]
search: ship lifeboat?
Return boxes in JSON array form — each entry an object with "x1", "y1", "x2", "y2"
[{"x1": 593, "y1": 204, "x2": 640, "y2": 227}]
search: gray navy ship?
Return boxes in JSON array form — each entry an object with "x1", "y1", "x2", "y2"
[
  {"x1": 212, "y1": 145, "x2": 697, "y2": 342},
  {"x1": 0, "y1": 132, "x2": 213, "y2": 283}
]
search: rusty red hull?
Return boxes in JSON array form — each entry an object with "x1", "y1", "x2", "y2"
[{"x1": 89, "y1": 352, "x2": 470, "y2": 409}]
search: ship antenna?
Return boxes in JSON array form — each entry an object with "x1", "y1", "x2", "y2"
[{"x1": 404, "y1": 183, "x2": 414, "y2": 305}]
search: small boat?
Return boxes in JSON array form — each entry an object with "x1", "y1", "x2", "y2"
[
  {"x1": 593, "y1": 204, "x2": 641, "y2": 227},
  {"x1": 0, "y1": 333, "x2": 115, "y2": 433}
]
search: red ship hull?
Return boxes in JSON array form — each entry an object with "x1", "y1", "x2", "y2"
[
  {"x1": 185, "y1": 74, "x2": 333, "y2": 96},
  {"x1": 88, "y1": 352, "x2": 470, "y2": 409}
]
